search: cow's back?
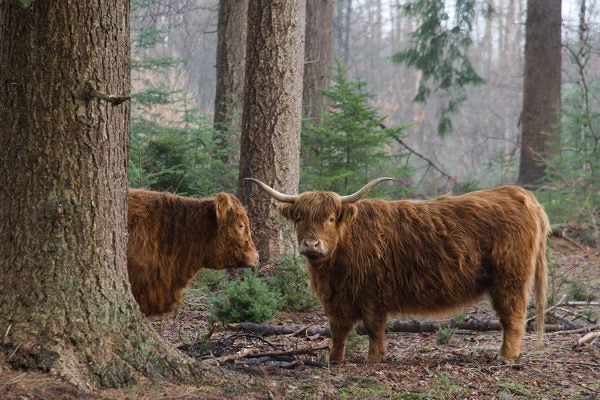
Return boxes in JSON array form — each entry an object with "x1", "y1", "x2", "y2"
[
  {"x1": 126, "y1": 189, "x2": 216, "y2": 315},
  {"x1": 327, "y1": 186, "x2": 546, "y2": 317}
]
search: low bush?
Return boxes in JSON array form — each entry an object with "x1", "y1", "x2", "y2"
[
  {"x1": 209, "y1": 270, "x2": 282, "y2": 323},
  {"x1": 269, "y1": 256, "x2": 318, "y2": 311}
]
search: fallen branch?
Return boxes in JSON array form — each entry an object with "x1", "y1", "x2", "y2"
[
  {"x1": 556, "y1": 306, "x2": 597, "y2": 324},
  {"x1": 232, "y1": 319, "x2": 587, "y2": 336},
  {"x1": 576, "y1": 331, "x2": 600, "y2": 347},
  {"x1": 559, "y1": 228, "x2": 588, "y2": 251},
  {"x1": 526, "y1": 294, "x2": 567, "y2": 325},
  {"x1": 547, "y1": 324, "x2": 600, "y2": 336},
  {"x1": 230, "y1": 322, "x2": 329, "y2": 337},
  {"x1": 203, "y1": 347, "x2": 259, "y2": 366},
  {"x1": 202, "y1": 344, "x2": 329, "y2": 368},
  {"x1": 565, "y1": 301, "x2": 600, "y2": 306},
  {"x1": 245, "y1": 344, "x2": 329, "y2": 359}
]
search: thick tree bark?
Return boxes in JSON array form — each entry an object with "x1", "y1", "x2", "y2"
[
  {"x1": 517, "y1": 0, "x2": 562, "y2": 187},
  {"x1": 0, "y1": 0, "x2": 239, "y2": 389},
  {"x1": 213, "y1": 0, "x2": 248, "y2": 164},
  {"x1": 238, "y1": 0, "x2": 306, "y2": 262},
  {"x1": 303, "y1": 0, "x2": 334, "y2": 124}
]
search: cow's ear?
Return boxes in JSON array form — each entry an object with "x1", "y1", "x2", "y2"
[
  {"x1": 340, "y1": 204, "x2": 357, "y2": 224},
  {"x1": 215, "y1": 192, "x2": 233, "y2": 222},
  {"x1": 278, "y1": 204, "x2": 294, "y2": 221}
]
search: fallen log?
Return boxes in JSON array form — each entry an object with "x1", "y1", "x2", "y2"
[{"x1": 232, "y1": 319, "x2": 587, "y2": 336}]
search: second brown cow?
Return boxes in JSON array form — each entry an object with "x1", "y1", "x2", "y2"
[
  {"x1": 127, "y1": 189, "x2": 259, "y2": 316},
  {"x1": 248, "y1": 177, "x2": 549, "y2": 363}
]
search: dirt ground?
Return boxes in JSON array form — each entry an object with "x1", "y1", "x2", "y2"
[{"x1": 1, "y1": 236, "x2": 599, "y2": 399}]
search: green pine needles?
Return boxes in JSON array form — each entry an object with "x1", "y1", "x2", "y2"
[
  {"x1": 301, "y1": 63, "x2": 410, "y2": 197},
  {"x1": 210, "y1": 270, "x2": 282, "y2": 324},
  {"x1": 392, "y1": 0, "x2": 490, "y2": 136}
]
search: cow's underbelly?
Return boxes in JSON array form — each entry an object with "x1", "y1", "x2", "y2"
[{"x1": 321, "y1": 276, "x2": 490, "y2": 321}]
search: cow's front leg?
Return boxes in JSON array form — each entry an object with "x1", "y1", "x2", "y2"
[
  {"x1": 362, "y1": 312, "x2": 387, "y2": 363},
  {"x1": 328, "y1": 316, "x2": 354, "y2": 364}
]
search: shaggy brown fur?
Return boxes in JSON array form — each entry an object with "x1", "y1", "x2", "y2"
[
  {"x1": 127, "y1": 189, "x2": 258, "y2": 316},
  {"x1": 263, "y1": 184, "x2": 549, "y2": 363}
]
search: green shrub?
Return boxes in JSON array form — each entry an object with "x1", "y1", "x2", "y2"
[
  {"x1": 566, "y1": 280, "x2": 597, "y2": 302},
  {"x1": 452, "y1": 312, "x2": 467, "y2": 322},
  {"x1": 209, "y1": 270, "x2": 282, "y2": 323},
  {"x1": 269, "y1": 256, "x2": 318, "y2": 311},
  {"x1": 436, "y1": 325, "x2": 457, "y2": 345}
]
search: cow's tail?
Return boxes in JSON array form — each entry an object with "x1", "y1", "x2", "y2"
[{"x1": 534, "y1": 208, "x2": 550, "y2": 341}]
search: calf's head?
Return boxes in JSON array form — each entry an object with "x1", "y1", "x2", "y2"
[
  {"x1": 214, "y1": 193, "x2": 259, "y2": 268},
  {"x1": 246, "y1": 178, "x2": 393, "y2": 262}
]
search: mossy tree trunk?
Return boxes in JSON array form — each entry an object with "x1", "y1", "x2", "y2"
[
  {"x1": 237, "y1": 0, "x2": 306, "y2": 262},
  {"x1": 0, "y1": 0, "x2": 235, "y2": 389}
]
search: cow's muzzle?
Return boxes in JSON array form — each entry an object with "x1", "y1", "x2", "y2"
[
  {"x1": 299, "y1": 239, "x2": 326, "y2": 260},
  {"x1": 243, "y1": 250, "x2": 259, "y2": 267}
]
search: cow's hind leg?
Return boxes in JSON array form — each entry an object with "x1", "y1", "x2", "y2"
[
  {"x1": 490, "y1": 283, "x2": 529, "y2": 361},
  {"x1": 362, "y1": 312, "x2": 387, "y2": 363},
  {"x1": 328, "y1": 316, "x2": 354, "y2": 364}
]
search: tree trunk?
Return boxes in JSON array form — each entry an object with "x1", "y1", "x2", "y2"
[
  {"x1": 238, "y1": 0, "x2": 306, "y2": 262},
  {"x1": 517, "y1": 0, "x2": 562, "y2": 187},
  {"x1": 303, "y1": 0, "x2": 334, "y2": 124},
  {"x1": 213, "y1": 0, "x2": 248, "y2": 165},
  {"x1": 334, "y1": 0, "x2": 353, "y2": 65},
  {"x1": 0, "y1": 0, "x2": 237, "y2": 389}
]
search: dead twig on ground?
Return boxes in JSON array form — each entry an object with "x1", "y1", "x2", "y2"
[
  {"x1": 245, "y1": 344, "x2": 329, "y2": 359},
  {"x1": 526, "y1": 295, "x2": 567, "y2": 325},
  {"x1": 576, "y1": 331, "x2": 600, "y2": 347},
  {"x1": 203, "y1": 347, "x2": 259, "y2": 365},
  {"x1": 547, "y1": 324, "x2": 600, "y2": 336},
  {"x1": 560, "y1": 228, "x2": 588, "y2": 251},
  {"x1": 557, "y1": 306, "x2": 597, "y2": 324},
  {"x1": 203, "y1": 344, "x2": 329, "y2": 368}
]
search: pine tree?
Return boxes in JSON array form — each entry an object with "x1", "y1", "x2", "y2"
[{"x1": 301, "y1": 63, "x2": 410, "y2": 196}]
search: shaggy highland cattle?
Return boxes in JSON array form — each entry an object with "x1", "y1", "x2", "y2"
[
  {"x1": 247, "y1": 177, "x2": 549, "y2": 363},
  {"x1": 127, "y1": 189, "x2": 259, "y2": 316}
]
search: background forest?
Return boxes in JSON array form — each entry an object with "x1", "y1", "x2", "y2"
[{"x1": 129, "y1": 0, "x2": 599, "y2": 246}]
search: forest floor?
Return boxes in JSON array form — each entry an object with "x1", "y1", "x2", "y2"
[{"x1": 1, "y1": 235, "x2": 599, "y2": 399}]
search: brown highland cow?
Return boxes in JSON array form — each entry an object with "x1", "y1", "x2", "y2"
[
  {"x1": 127, "y1": 189, "x2": 258, "y2": 316},
  {"x1": 247, "y1": 177, "x2": 549, "y2": 363}
]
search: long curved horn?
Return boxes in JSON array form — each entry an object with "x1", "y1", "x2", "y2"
[
  {"x1": 245, "y1": 178, "x2": 300, "y2": 203},
  {"x1": 339, "y1": 177, "x2": 394, "y2": 204}
]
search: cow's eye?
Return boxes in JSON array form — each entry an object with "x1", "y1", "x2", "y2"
[{"x1": 329, "y1": 217, "x2": 336, "y2": 223}]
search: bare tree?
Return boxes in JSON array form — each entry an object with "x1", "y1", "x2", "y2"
[
  {"x1": 303, "y1": 0, "x2": 334, "y2": 124},
  {"x1": 238, "y1": 0, "x2": 306, "y2": 262},
  {"x1": 518, "y1": 0, "x2": 562, "y2": 187},
  {"x1": 0, "y1": 0, "x2": 232, "y2": 388}
]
